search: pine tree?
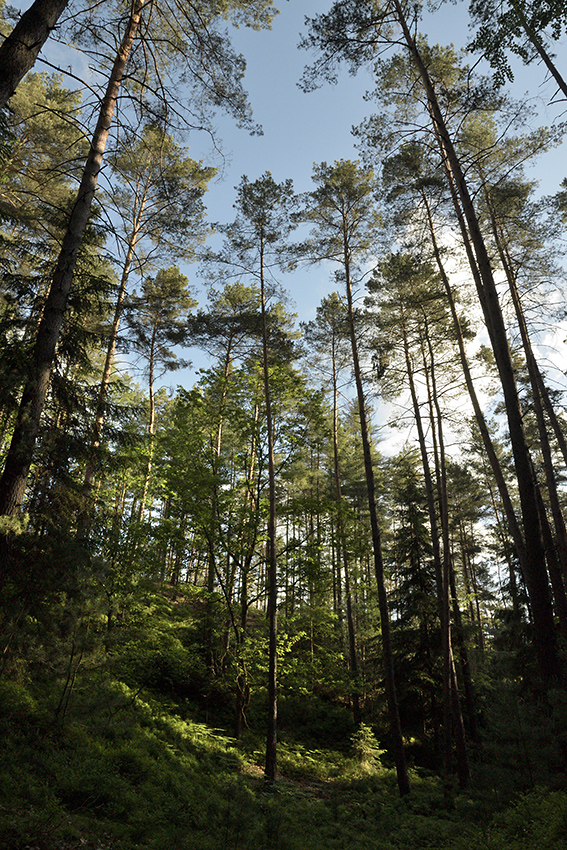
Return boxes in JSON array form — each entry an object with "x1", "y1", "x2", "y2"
[
  {"x1": 213, "y1": 171, "x2": 298, "y2": 781},
  {"x1": 300, "y1": 1, "x2": 560, "y2": 684},
  {"x1": 301, "y1": 159, "x2": 410, "y2": 796}
]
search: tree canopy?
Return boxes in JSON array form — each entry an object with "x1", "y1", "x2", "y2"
[{"x1": 1, "y1": 1, "x2": 567, "y2": 845}]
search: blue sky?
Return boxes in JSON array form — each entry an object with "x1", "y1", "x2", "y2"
[
  {"x1": 189, "y1": 0, "x2": 567, "y2": 323},
  {"x1": 179, "y1": 0, "x2": 567, "y2": 445},
  {"x1": 190, "y1": 0, "x2": 379, "y2": 323},
  {"x1": 29, "y1": 0, "x2": 565, "y2": 325},
  {"x1": 26, "y1": 0, "x2": 566, "y2": 401}
]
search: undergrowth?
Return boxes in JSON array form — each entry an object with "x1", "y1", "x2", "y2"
[{"x1": 0, "y1": 581, "x2": 566, "y2": 849}]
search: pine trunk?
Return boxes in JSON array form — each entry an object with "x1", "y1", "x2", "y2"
[
  {"x1": 331, "y1": 338, "x2": 361, "y2": 725},
  {"x1": 344, "y1": 225, "x2": 409, "y2": 796},
  {"x1": 394, "y1": 4, "x2": 559, "y2": 683},
  {"x1": 0, "y1": 0, "x2": 147, "y2": 517},
  {"x1": 0, "y1": 0, "x2": 70, "y2": 107},
  {"x1": 261, "y1": 245, "x2": 278, "y2": 783},
  {"x1": 509, "y1": 0, "x2": 567, "y2": 100},
  {"x1": 485, "y1": 191, "x2": 567, "y2": 593},
  {"x1": 422, "y1": 191, "x2": 528, "y2": 569}
]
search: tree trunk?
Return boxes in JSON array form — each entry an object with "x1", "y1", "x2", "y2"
[
  {"x1": 485, "y1": 188, "x2": 567, "y2": 593},
  {"x1": 138, "y1": 319, "x2": 157, "y2": 524},
  {"x1": 394, "y1": 3, "x2": 559, "y2": 682},
  {"x1": 421, "y1": 190, "x2": 528, "y2": 569},
  {"x1": 343, "y1": 221, "x2": 409, "y2": 796},
  {"x1": 400, "y1": 316, "x2": 451, "y2": 763},
  {"x1": 448, "y1": 561, "x2": 479, "y2": 744},
  {"x1": 261, "y1": 243, "x2": 278, "y2": 783},
  {"x1": 420, "y1": 317, "x2": 470, "y2": 790},
  {"x1": 0, "y1": 0, "x2": 70, "y2": 108},
  {"x1": 207, "y1": 337, "x2": 234, "y2": 593},
  {"x1": 534, "y1": 477, "x2": 567, "y2": 637},
  {"x1": 0, "y1": 0, "x2": 147, "y2": 518},
  {"x1": 486, "y1": 475, "x2": 523, "y2": 618},
  {"x1": 330, "y1": 332, "x2": 361, "y2": 725},
  {"x1": 509, "y1": 0, "x2": 567, "y2": 100},
  {"x1": 401, "y1": 306, "x2": 472, "y2": 783},
  {"x1": 205, "y1": 338, "x2": 236, "y2": 672},
  {"x1": 78, "y1": 202, "x2": 147, "y2": 537}
]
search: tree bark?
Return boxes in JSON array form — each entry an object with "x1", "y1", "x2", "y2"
[
  {"x1": 394, "y1": 2, "x2": 559, "y2": 682},
  {"x1": 343, "y1": 219, "x2": 410, "y2": 796},
  {"x1": 261, "y1": 242, "x2": 278, "y2": 783},
  {"x1": 330, "y1": 328, "x2": 361, "y2": 725},
  {"x1": 0, "y1": 0, "x2": 70, "y2": 108},
  {"x1": 0, "y1": 0, "x2": 147, "y2": 518}
]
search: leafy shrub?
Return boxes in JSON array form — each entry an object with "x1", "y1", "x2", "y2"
[{"x1": 0, "y1": 679, "x2": 38, "y2": 726}]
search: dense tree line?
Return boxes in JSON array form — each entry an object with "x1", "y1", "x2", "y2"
[{"x1": 1, "y1": 0, "x2": 567, "y2": 827}]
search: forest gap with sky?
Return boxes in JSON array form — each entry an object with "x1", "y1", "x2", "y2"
[{"x1": 1, "y1": 1, "x2": 567, "y2": 848}]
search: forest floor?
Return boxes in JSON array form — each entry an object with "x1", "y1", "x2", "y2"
[
  {"x1": 1, "y1": 582, "x2": 566, "y2": 849},
  {"x1": 2, "y1": 674, "x2": 567, "y2": 850}
]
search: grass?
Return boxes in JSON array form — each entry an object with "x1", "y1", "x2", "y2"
[
  {"x1": 1, "y1": 670, "x2": 566, "y2": 850},
  {"x1": 1, "y1": 581, "x2": 566, "y2": 849}
]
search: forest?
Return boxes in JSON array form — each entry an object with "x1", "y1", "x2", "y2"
[{"x1": 1, "y1": 0, "x2": 567, "y2": 848}]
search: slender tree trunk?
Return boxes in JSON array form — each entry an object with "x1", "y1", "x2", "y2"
[
  {"x1": 458, "y1": 523, "x2": 483, "y2": 655},
  {"x1": 78, "y1": 200, "x2": 147, "y2": 536},
  {"x1": 330, "y1": 335, "x2": 361, "y2": 725},
  {"x1": 207, "y1": 338, "x2": 234, "y2": 593},
  {"x1": 400, "y1": 309, "x2": 472, "y2": 782},
  {"x1": 0, "y1": 0, "x2": 70, "y2": 108},
  {"x1": 422, "y1": 191, "x2": 528, "y2": 569},
  {"x1": 508, "y1": 0, "x2": 567, "y2": 100},
  {"x1": 260, "y1": 243, "x2": 278, "y2": 783},
  {"x1": 485, "y1": 189, "x2": 567, "y2": 593},
  {"x1": 400, "y1": 317, "x2": 450, "y2": 753},
  {"x1": 394, "y1": 5, "x2": 558, "y2": 681},
  {"x1": 138, "y1": 320, "x2": 157, "y2": 524},
  {"x1": 418, "y1": 329, "x2": 454, "y2": 787},
  {"x1": 0, "y1": 0, "x2": 147, "y2": 518},
  {"x1": 343, "y1": 219, "x2": 409, "y2": 796},
  {"x1": 448, "y1": 561, "x2": 479, "y2": 743},
  {"x1": 534, "y1": 477, "x2": 567, "y2": 637},
  {"x1": 204, "y1": 340, "x2": 236, "y2": 673},
  {"x1": 230, "y1": 397, "x2": 261, "y2": 635},
  {"x1": 534, "y1": 367, "x2": 567, "y2": 471},
  {"x1": 419, "y1": 318, "x2": 470, "y2": 790},
  {"x1": 486, "y1": 475, "x2": 522, "y2": 618},
  {"x1": 400, "y1": 315, "x2": 458, "y2": 780}
]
